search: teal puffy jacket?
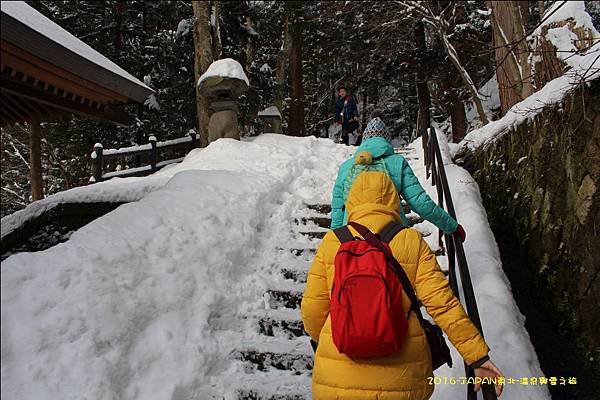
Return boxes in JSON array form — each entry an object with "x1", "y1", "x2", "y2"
[{"x1": 330, "y1": 136, "x2": 458, "y2": 234}]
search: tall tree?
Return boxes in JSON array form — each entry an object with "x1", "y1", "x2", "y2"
[
  {"x1": 414, "y1": 21, "x2": 432, "y2": 139},
  {"x1": 274, "y1": 13, "x2": 292, "y2": 134},
  {"x1": 192, "y1": 0, "x2": 215, "y2": 147},
  {"x1": 287, "y1": 4, "x2": 306, "y2": 137},
  {"x1": 488, "y1": 0, "x2": 534, "y2": 115},
  {"x1": 29, "y1": 120, "x2": 43, "y2": 201}
]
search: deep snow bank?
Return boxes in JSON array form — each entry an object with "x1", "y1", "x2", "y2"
[{"x1": 0, "y1": 135, "x2": 352, "y2": 400}]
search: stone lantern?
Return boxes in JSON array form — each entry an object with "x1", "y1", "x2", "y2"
[
  {"x1": 257, "y1": 106, "x2": 282, "y2": 134},
  {"x1": 197, "y1": 58, "x2": 249, "y2": 143}
]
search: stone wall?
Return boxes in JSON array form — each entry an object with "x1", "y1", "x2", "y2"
[{"x1": 462, "y1": 79, "x2": 599, "y2": 394}]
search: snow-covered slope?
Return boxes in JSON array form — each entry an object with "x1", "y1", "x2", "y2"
[
  {"x1": 0, "y1": 135, "x2": 352, "y2": 399},
  {"x1": 1, "y1": 134, "x2": 549, "y2": 399}
]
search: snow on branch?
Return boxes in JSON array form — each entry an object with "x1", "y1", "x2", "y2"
[{"x1": 399, "y1": 0, "x2": 489, "y2": 124}]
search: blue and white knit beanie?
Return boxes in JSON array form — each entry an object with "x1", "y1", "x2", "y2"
[{"x1": 362, "y1": 117, "x2": 391, "y2": 142}]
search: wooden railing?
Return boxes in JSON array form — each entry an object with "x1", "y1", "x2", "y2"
[
  {"x1": 422, "y1": 127, "x2": 497, "y2": 400},
  {"x1": 90, "y1": 133, "x2": 199, "y2": 183}
]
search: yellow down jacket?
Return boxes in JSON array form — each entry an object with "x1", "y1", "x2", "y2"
[{"x1": 300, "y1": 171, "x2": 489, "y2": 400}]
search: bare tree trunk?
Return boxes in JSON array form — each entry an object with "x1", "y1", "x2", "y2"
[
  {"x1": 414, "y1": 21, "x2": 432, "y2": 138},
  {"x1": 29, "y1": 119, "x2": 43, "y2": 201},
  {"x1": 488, "y1": 1, "x2": 534, "y2": 115},
  {"x1": 192, "y1": 1, "x2": 214, "y2": 147},
  {"x1": 114, "y1": 2, "x2": 124, "y2": 53},
  {"x1": 362, "y1": 90, "x2": 368, "y2": 126},
  {"x1": 245, "y1": 15, "x2": 255, "y2": 70},
  {"x1": 211, "y1": 1, "x2": 222, "y2": 60},
  {"x1": 451, "y1": 100, "x2": 466, "y2": 142},
  {"x1": 439, "y1": 32, "x2": 489, "y2": 125},
  {"x1": 136, "y1": 6, "x2": 147, "y2": 165},
  {"x1": 274, "y1": 14, "x2": 292, "y2": 134},
  {"x1": 288, "y1": 24, "x2": 305, "y2": 136}
]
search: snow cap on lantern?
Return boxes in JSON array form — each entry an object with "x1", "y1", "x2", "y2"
[
  {"x1": 197, "y1": 58, "x2": 249, "y2": 143},
  {"x1": 197, "y1": 58, "x2": 249, "y2": 99}
]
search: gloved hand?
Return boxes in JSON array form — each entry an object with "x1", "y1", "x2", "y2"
[{"x1": 455, "y1": 224, "x2": 466, "y2": 242}]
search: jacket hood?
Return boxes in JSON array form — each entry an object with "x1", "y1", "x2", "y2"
[
  {"x1": 346, "y1": 171, "x2": 401, "y2": 223},
  {"x1": 354, "y1": 136, "x2": 394, "y2": 160}
]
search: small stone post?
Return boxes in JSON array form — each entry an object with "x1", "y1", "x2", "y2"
[
  {"x1": 258, "y1": 106, "x2": 282, "y2": 134},
  {"x1": 149, "y1": 136, "x2": 157, "y2": 172},
  {"x1": 91, "y1": 143, "x2": 103, "y2": 183}
]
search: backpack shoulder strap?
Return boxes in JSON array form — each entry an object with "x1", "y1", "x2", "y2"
[
  {"x1": 378, "y1": 221, "x2": 405, "y2": 244},
  {"x1": 333, "y1": 226, "x2": 354, "y2": 243}
]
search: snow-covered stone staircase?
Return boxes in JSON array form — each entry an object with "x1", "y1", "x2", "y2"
[
  {"x1": 233, "y1": 203, "x2": 329, "y2": 399},
  {"x1": 234, "y1": 192, "x2": 436, "y2": 399},
  {"x1": 231, "y1": 146, "x2": 452, "y2": 399},
  {"x1": 231, "y1": 146, "x2": 456, "y2": 399}
]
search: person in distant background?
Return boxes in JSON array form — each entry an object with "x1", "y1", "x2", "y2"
[{"x1": 335, "y1": 86, "x2": 359, "y2": 145}]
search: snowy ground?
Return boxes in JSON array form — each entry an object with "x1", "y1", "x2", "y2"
[{"x1": 1, "y1": 134, "x2": 549, "y2": 399}]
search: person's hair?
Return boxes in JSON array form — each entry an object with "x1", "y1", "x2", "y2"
[{"x1": 338, "y1": 86, "x2": 347, "y2": 92}]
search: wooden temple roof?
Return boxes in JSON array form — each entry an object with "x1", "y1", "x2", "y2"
[{"x1": 1, "y1": 2, "x2": 154, "y2": 127}]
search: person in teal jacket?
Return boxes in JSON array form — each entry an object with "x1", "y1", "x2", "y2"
[{"x1": 331, "y1": 117, "x2": 465, "y2": 240}]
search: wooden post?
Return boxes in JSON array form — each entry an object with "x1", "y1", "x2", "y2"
[
  {"x1": 149, "y1": 135, "x2": 157, "y2": 172},
  {"x1": 192, "y1": 0, "x2": 215, "y2": 147},
  {"x1": 189, "y1": 132, "x2": 197, "y2": 151},
  {"x1": 91, "y1": 143, "x2": 103, "y2": 183},
  {"x1": 415, "y1": 21, "x2": 432, "y2": 139},
  {"x1": 29, "y1": 119, "x2": 44, "y2": 201}
]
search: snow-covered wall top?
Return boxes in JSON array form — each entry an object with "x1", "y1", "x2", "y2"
[
  {"x1": 198, "y1": 58, "x2": 250, "y2": 87},
  {"x1": 0, "y1": 1, "x2": 151, "y2": 90},
  {"x1": 458, "y1": 3, "x2": 600, "y2": 153},
  {"x1": 534, "y1": 0, "x2": 598, "y2": 35}
]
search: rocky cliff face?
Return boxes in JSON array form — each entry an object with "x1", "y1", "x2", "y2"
[{"x1": 462, "y1": 79, "x2": 599, "y2": 396}]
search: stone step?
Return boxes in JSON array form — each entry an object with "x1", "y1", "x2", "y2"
[
  {"x1": 402, "y1": 203, "x2": 411, "y2": 214},
  {"x1": 266, "y1": 290, "x2": 303, "y2": 309},
  {"x1": 281, "y1": 268, "x2": 307, "y2": 283},
  {"x1": 289, "y1": 248, "x2": 317, "y2": 257},
  {"x1": 306, "y1": 204, "x2": 331, "y2": 214},
  {"x1": 407, "y1": 215, "x2": 424, "y2": 226},
  {"x1": 298, "y1": 214, "x2": 422, "y2": 230},
  {"x1": 295, "y1": 216, "x2": 330, "y2": 229},
  {"x1": 236, "y1": 350, "x2": 313, "y2": 372},
  {"x1": 237, "y1": 390, "x2": 306, "y2": 400},
  {"x1": 258, "y1": 317, "x2": 307, "y2": 339},
  {"x1": 394, "y1": 147, "x2": 414, "y2": 153},
  {"x1": 299, "y1": 231, "x2": 326, "y2": 240},
  {"x1": 276, "y1": 247, "x2": 317, "y2": 257}
]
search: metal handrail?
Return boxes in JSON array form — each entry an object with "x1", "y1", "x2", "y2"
[{"x1": 422, "y1": 127, "x2": 498, "y2": 400}]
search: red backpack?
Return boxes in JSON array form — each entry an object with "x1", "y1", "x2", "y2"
[{"x1": 330, "y1": 221, "x2": 412, "y2": 358}]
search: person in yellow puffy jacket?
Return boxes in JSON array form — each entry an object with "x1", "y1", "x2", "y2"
[{"x1": 300, "y1": 164, "x2": 504, "y2": 399}]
